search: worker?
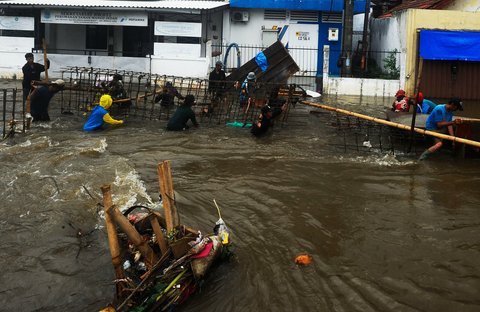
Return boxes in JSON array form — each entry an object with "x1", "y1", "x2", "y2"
[
  {"x1": 419, "y1": 97, "x2": 463, "y2": 160},
  {"x1": 166, "y1": 94, "x2": 199, "y2": 131},
  {"x1": 28, "y1": 79, "x2": 64, "y2": 122},
  {"x1": 239, "y1": 72, "x2": 256, "y2": 107},
  {"x1": 22, "y1": 52, "x2": 50, "y2": 106},
  {"x1": 391, "y1": 89, "x2": 411, "y2": 112},
  {"x1": 83, "y1": 94, "x2": 124, "y2": 131}
]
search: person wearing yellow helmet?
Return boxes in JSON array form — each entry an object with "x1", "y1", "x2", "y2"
[{"x1": 83, "y1": 94, "x2": 124, "y2": 131}]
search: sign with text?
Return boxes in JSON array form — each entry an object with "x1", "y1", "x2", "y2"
[
  {"x1": 154, "y1": 42, "x2": 201, "y2": 58},
  {"x1": 0, "y1": 16, "x2": 34, "y2": 31},
  {"x1": 41, "y1": 10, "x2": 148, "y2": 26},
  {"x1": 154, "y1": 21, "x2": 202, "y2": 38}
]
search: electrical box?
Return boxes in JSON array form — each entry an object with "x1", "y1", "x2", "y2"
[
  {"x1": 262, "y1": 29, "x2": 278, "y2": 46},
  {"x1": 328, "y1": 28, "x2": 339, "y2": 41}
]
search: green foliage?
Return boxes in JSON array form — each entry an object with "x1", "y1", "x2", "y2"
[{"x1": 382, "y1": 49, "x2": 400, "y2": 79}]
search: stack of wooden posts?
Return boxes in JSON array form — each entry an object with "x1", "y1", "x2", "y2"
[{"x1": 100, "y1": 161, "x2": 228, "y2": 312}]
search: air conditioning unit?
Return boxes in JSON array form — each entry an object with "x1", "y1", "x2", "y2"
[{"x1": 231, "y1": 11, "x2": 249, "y2": 22}]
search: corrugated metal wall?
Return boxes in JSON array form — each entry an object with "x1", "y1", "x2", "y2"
[
  {"x1": 421, "y1": 60, "x2": 480, "y2": 115},
  {"x1": 422, "y1": 60, "x2": 480, "y2": 100}
]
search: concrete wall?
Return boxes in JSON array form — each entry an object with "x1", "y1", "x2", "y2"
[
  {"x1": 0, "y1": 41, "x2": 212, "y2": 79},
  {"x1": 370, "y1": 13, "x2": 407, "y2": 88},
  {"x1": 322, "y1": 45, "x2": 400, "y2": 97}
]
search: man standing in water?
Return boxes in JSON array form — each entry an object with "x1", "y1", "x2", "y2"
[
  {"x1": 22, "y1": 53, "x2": 50, "y2": 106},
  {"x1": 206, "y1": 60, "x2": 226, "y2": 116},
  {"x1": 419, "y1": 97, "x2": 463, "y2": 160},
  {"x1": 28, "y1": 79, "x2": 64, "y2": 122}
]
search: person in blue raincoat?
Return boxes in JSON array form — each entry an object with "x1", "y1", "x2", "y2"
[{"x1": 83, "y1": 94, "x2": 124, "y2": 131}]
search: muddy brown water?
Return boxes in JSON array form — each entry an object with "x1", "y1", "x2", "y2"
[{"x1": 1, "y1": 80, "x2": 479, "y2": 312}]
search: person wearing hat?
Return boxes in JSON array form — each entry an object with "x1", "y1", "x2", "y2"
[
  {"x1": 83, "y1": 94, "x2": 124, "y2": 131},
  {"x1": 22, "y1": 52, "x2": 50, "y2": 106},
  {"x1": 419, "y1": 97, "x2": 463, "y2": 160},
  {"x1": 27, "y1": 79, "x2": 64, "y2": 122},
  {"x1": 239, "y1": 72, "x2": 256, "y2": 107},
  {"x1": 166, "y1": 94, "x2": 199, "y2": 131},
  {"x1": 391, "y1": 89, "x2": 412, "y2": 112}
]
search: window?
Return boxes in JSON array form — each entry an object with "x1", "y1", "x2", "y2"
[{"x1": 86, "y1": 25, "x2": 107, "y2": 50}]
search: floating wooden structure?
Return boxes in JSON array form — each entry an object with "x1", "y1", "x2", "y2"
[{"x1": 100, "y1": 160, "x2": 230, "y2": 312}]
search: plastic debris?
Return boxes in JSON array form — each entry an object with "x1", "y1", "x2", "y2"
[{"x1": 295, "y1": 254, "x2": 313, "y2": 266}]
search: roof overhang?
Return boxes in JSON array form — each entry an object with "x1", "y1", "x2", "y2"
[{"x1": 0, "y1": 0, "x2": 229, "y2": 10}]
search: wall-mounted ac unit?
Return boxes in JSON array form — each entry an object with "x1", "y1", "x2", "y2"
[{"x1": 231, "y1": 11, "x2": 249, "y2": 22}]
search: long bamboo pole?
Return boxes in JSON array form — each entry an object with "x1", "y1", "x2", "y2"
[
  {"x1": 301, "y1": 100, "x2": 480, "y2": 149},
  {"x1": 100, "y1": 184, "x2": 127, "y2": 299},
  {"x1": 42, "y1": 38, "x2": 49, "y2": 81}
]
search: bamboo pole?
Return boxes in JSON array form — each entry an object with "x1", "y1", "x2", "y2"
[
  {"x1": 107, "y1": 204, "x2": 159, "y2": 269},
  {"x1": 301, "y1": 100, "x2": 480, "y2": 149},
  {"x1": 157, "y1": 161, "x2": 180, "y2": 232},
  {"x1": 100, "y1": 184, "x2": 127, "y2": 299},
  {"x1": 42, "y1": 38, "x2": 49, "y2": 81}
]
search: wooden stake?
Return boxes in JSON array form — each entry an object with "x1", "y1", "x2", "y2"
[
  {"x1": 107, "y1": 204, "x2": 159, "y2": 269},
  {"x1": 150, "y1": 215, "x2": 168, "y2": 255},
  {"x1": 100, "y1": 184, "x2": 127, "y2": 299},
  {"x1": 157, "y1": 161, "x2": 180, "y2": 232},
  {"x1": 42, "y1": 38, "x2": 49, "y2": 81},
  {"x1": 301, "y1": 101, "x2": 480, "y2": 149}
]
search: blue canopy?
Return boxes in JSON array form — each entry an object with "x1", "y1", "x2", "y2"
[
  {"x1": 230, "y1": 0, "x2": 366, "y2": 12},
  {"x1": 420, "y1": 30, "x2": 480, "y2": 61}
]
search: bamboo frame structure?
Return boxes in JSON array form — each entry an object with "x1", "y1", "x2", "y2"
[{"x1": 301, "y1": 100, "x2": 480, "y2": 149}]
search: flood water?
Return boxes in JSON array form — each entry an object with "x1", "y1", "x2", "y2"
[{"x1": 1, "y1": 81, "x2": 479, "y2": 312}]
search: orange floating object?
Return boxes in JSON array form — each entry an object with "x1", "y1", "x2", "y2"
[{"x1": 294, "y1": 254, "x2": 312, "y2": 265}]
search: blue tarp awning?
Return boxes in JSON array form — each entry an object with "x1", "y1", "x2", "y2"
[
  {"x1": 230, "y1": 0, "x2": 366, "y2": 12},
  {"x1": 420, "y1": 30, "x2": 480, "y2": 62}
]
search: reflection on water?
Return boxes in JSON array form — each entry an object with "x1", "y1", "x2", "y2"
[{"x1": 0, "y1": 89, "x2": 479, "y2": 312}]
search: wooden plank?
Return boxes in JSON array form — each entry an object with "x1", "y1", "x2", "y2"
[
  {"x1": 107, "y1": 204, "x2": 159, "y2": 269},
  {"x1": 150, "y1": 215, "x2": 168, "y2": 255},
  {"x1": 157, "y1": 161, "x2": 180, "y2": 232}
]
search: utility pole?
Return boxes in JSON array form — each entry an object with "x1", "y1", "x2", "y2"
[
  {"x1": 361, "y1": 0, "x2": 370, "y2": 72},
  {"x1": 341, "y1": 0, "x2": 354, "y2": 77}
]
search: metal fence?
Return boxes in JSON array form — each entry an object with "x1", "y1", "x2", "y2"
[
  {"x1": 56, "y1": 67, "x2": 304, "y2": 126},
  {"x1": 0, "y1": 88, "x2": 24, "y2": 142}
]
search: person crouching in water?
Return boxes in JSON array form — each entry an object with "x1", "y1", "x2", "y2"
[
  {"x1": 251, "y1": 88, "x2": 286, "y2": 137},
  {"x1": 419, "y1": 97, "x2": 463, "y2": 160},
  {"x1": 166, "y1": 94, "x2": 199, "y2": 131},
  {"x1": 83, "y1": 94, "x2": 124, "y2": 131},
  {"x1": 391, "y1": 89, "x2": 411, "y2": 112}
]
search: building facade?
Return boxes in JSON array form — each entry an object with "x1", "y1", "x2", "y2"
[{"x1": 0, "y1": 0, "x2": 228, "y2": 78}]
